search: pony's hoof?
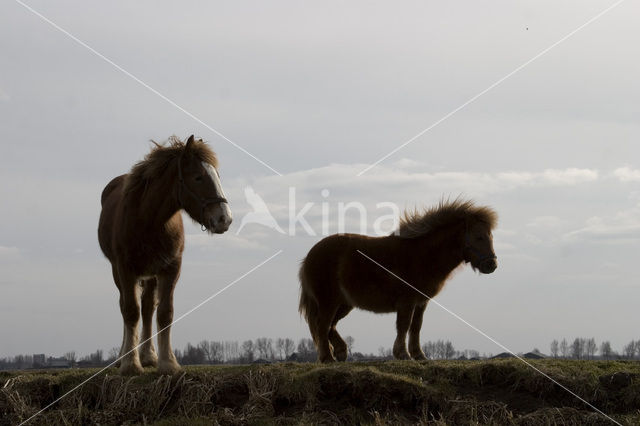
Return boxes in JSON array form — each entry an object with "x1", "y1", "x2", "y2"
[
  {"x1": 334, "y1": 349, "x2": 348, "y2": 362},
  {"x1": 119, "y1": 362, "x2": 144, "y2": 376},
  {"x1": 393, "y1": 351, "x2": 411, "y2": 360},
  {"x1": 319, "y1": 355, "x2": 336, "y2": 363},
  {"x1": 140, "y1": 352, "x2": 159, "y2": 368},
  {"x1": 158, "y1": 361, "x2": 182, "y2": 375},
  {"x1": 411, "y1": 353, "x2": 428, "y2": 361}
]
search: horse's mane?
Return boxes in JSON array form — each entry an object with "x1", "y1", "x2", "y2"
[
  {"x1": 124, "y1": 135, "x2": 218, "y2": 195},
  {"x1": 395, "y1": 198, "x2": 497, "y2": 238}
]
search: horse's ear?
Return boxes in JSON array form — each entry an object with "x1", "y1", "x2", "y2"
[{"x1": 185, "y1": 135, "x2": 195, "y2": 151}]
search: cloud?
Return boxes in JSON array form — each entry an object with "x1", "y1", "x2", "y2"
[
  {"x1": 225, "y1": 164, "x2": 602, "y2": 238},
  {"x1": 613, "y1": 167, "x2": 640, "y2": 183},
  {"x1": 526, "y1": 216, "x2": 563, "y2": 229},
  {"x1": 563, "y1": 203, "x2": 640, "y2": 243}
]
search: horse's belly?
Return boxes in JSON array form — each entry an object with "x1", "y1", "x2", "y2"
[{"x1": 339, "y1": 283, "x2": 396, "y2": 313}]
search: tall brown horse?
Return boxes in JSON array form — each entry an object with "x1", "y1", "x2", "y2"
[
  {"x1": 98, "y1": 135, "x2": 232, "y2": 375},
  {"x1": 299, "y1": 199, "x2": 497, "y2": 363}
]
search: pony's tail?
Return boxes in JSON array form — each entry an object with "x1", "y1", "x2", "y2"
[{"x1": 298, "y1": 260, "x2": 319, "y2": 344}]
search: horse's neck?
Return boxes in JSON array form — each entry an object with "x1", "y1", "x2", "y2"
[
  {"x1": 124, "y1": 180, "x2": 180, "y2": 232},
  {"x1": 414, "y1": 227, "x2": 465, "y2": 273}
]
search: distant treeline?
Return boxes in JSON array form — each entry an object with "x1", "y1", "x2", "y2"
[
  {"x1": 2, "y1": 336, "x2": 639, "y2": 370},
  {"x1": 549, "y1": 337, "x2": 640, "y2": 360}
]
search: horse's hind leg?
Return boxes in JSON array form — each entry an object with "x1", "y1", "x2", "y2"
[
  {"x1": 393, "y1": 304, "x2": 413, "y2": 360},
  {"x1": 139, "y1": 278, "x2": 158, "y2": 367},
  {"x1": 316, "y1": 305, "x2": 339, "y2": 363},
  {"x1": 329, "y1": 305, "x2": 353, "y2": 361},
  {"x1": 408, "y1": 302, "x2": 428, "y2": 360}
]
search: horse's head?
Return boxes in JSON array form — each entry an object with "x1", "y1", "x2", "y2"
[
  {"x1": 463, "y1": 221, "x2": 497, "y2": 274},
  {"x1": 177, "y1": 136, "x2": 232, "y2": 234}
]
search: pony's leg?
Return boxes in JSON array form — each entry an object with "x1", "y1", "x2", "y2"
[
  {"x1": 156, "y1": 266, "x2": 181, "y2": 375},
  {"x1": 112, "y1": 265, "x2": 124, "y2": 369},
  {"x1": 408, "y1": 302, "x2": 428, "y2": 360},
  {"x1": 316, "y1": 305, "x2": 339, "y2": 363},
  {"x1": 117, "y1": 270, "x2": 144, "y2": 375},
  {"x1": 392, "y1": 305, "x2": 413, "y2": 360},
  {"x1": 329, "y1": 305, "x2": 353, "y2": 362},
  {"x1": 139, "y1": 278, "x2": 159, "y2": 367}
]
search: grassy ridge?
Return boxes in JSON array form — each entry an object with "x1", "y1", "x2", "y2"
[{"x1": 1, "y1": 359, "x2": 639, "y2": 425}]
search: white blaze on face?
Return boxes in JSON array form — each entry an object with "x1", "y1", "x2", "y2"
[{"x1": 203, "y1": 162, "x2": 232, "y2": 224}]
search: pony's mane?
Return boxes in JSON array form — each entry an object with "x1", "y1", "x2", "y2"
[
  {"x1": 395, "y1": 198, "x2": 497, "y2": 238},
  {"x1": 124, "y1": 135, "x2": 218, "y2": 195}
]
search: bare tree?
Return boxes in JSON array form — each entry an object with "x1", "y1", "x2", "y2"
[
  {"x1": 64, "y1": 351, "x2": 77, "y2": 363},
  {"x1": 344, "y1": 336, "x2": 355, "y2": 357},
  {"x1": 284, "y1": 338, "x2": 295, "y2": 359},
  {"x1": 198, "y1": 340, "x2": 214, "y2": 364},
  {"x1": 560, "y1": 338, "x2": 569, "y2": 358},
  {"x1": 255, "y1": 337, "x2": 274, "y2": 360},
  {"x1": 623, "y1": 340, "x2": 636, "y2": 359},
  {"x1": 571, "y1": 338, "x2": 584, "y2": 359},
  {"x1": 550, "y1": 340, "x2": 559, "y2": 358},
  {"x1": 107, "y1": 347, "x2": 120, "y2": 362},
  {"x1": 444, "y1": 341, "x2": 456, "y2": 359},
  {"x1": 224, "y1": 341, "x2": 239, "y2": 362},
  {"x1": 275, "y1": 338, "x2": 285, "y2": 360},
  {"x1": 242, "y1": 340, "x2": 255, "y2": 362},
  {"x1": 600, "y1": 341, "x2": 613, "y2": 360},
  {"x1": 586, "y1": 338, "x2": 597, "y2": 359}
]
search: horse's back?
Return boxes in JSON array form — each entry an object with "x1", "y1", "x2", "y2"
[{"x1": 101, "y1": 175, "x2": 126, "y2": 207}]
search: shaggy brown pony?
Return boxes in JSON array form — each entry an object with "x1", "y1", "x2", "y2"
[
  {"x1": 98, "y1": 135, "x2": 232, "y2": 375},
  {"x1": 299, "y1": 199, "x2": 497, "y2": 363}
]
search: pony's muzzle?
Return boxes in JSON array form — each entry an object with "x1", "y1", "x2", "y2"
[
  {"x1": 209, "y1": 203, "x2": 233, "y2": 233},
  {"x1": 479, "y1": 257, "x2": 497, "y2": 274}
]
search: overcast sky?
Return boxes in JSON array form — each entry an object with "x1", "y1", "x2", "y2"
[{"x1": 1, "y1": 0, "x2": 639, "y2": 359}]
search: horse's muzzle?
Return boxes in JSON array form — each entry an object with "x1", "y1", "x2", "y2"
[
  {"x1": 479, "y1": 257, "x2": 497, "y2": 274},
  {"x1": 210, "y1": 214, "x2": 232, "y2": 234}
]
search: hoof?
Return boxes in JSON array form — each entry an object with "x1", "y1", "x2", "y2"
[
  {"x1": 140, "y1": 352, "x2": 158, "y2": 368},
  {"x1": 119, "y1": 361, "x2": 144, "y2": 376},
  {"x1": 393, "y1": 351, "x2": 411, "y2": 360},
  {"x1": 319, "y1": 354, "x2": 336, "y2": 363},
  {"x1": 334, "y1": 349, "x2": 348, "y2": 362},
  {"x1": 411, "y1": 352, "x2": 428, "y2": 361},
  {"x1": 158, "y1": 360, "x2": 182, "y2": 376}
]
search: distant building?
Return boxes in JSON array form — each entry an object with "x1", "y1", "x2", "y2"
[
  {"x1": 523, "y1": 352, "x2": 546, "y2": 359},
  {"x1": 48, "y1": 357, "x2": 71, "y2": 368},
  {"x1": 490, "y1": 352, "x2": 515, "y2": 359}
]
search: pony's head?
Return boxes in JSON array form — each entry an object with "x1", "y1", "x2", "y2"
[
  {"x1": 463, "y1": 219, "x2": 497, "y2": 274},
  {"x1": 177, "y1": 135, "x2": 232, "y2": 234},
  {"x1": 397, "y1": 198, "x2": 498, "y2": 274}
]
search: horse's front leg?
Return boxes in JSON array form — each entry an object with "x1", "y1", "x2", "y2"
[
  {"x1": 408, "y1": 301, "x2": 428, "y2": 360},
  {"x1": 156, "y1": 265, "x2": 181, "y2": 375},
  {"x1": 140, "y1": 278, "x2": 159, "y2": 367},
  {"x1": 117, "y1": 269, "x2": 144, "y2": 375},
  {"x1": 393, "y1": 304, "x2": 413, "y2": 360}
]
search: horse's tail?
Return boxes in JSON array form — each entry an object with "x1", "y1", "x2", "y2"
[{"x1": 298, "y1": 258, "x2": 319, "y2": 343}]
